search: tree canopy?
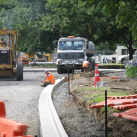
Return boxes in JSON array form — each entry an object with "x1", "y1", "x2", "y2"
[
  {"x1": 0, "y1": 0, "x2": 137, "y2": 59},
  {"x1": 88, "y1": 0, "x2": 137, "y2": 59}
]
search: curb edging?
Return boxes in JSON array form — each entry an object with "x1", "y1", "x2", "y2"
[{"x1": 39, "y1": 77, "x2": 68, "y2": 137}]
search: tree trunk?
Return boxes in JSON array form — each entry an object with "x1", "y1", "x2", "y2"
[{"x1": 127, "y1": 32, "x2": 135, "y2": 60}]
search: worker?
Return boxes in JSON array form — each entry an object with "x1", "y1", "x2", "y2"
[
  {"x1": 41, "y1": 71, "x2": 55, "y2": 87},
  {"x1": 1, "y1": 38, "x2": 7, "y2": 45},
  {"x1": 82, "y1": 60, "x2": 89, "y2": 73},
  {"x1": 88, "y1": 58, "x2": 92, "y2": 71}
]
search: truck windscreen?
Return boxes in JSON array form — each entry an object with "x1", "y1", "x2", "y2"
[
  {"x1": 0, "y1": 34, "x2": 13, "y2": 47},
  {"x1": 59, "y1": 41, "x2": 83, "y2": 50}
]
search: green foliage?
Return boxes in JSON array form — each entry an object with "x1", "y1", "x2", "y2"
[
  {"x1": 92, "y1": 0, "x2": 137, "y2": 40},
  {"x1": 1, "y1": 0, "x2": 136, "y2": 53},
  {"x1": 41, "y1": 0, "x2": 130, "y2": 50},
  {"x1": 0, "y1": 0, "x2": 57, "y2": 54},
  {"x1": 43, "y1": 0, "x2": 111, "y2": 40},
  {"x1": 125, "y1": 58, "x2": 137, "y2": 78}
]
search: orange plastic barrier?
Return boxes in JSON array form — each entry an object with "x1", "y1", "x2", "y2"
[
  {"x1": 100, "y1": 77, "x2": 119, "y2": 79},
  {"x1": 127, "y1": 94, "x2": 137, "y2": 99},
  {"x1": 91, "y1": 77, "x2": 119, "y2": 80},
  {"x1": 0, "y1": 101, "x2": 33, "y2": 137},
  {"x1": 112, "y1": 103, "x2": 137, "y2": 110},
  {"x1": 113, "y1": 108, "x2": 137, "y2": 121},
  {"x1": 90, "y1": 98, "x2": 137, "y2": 108},
  {"x1": 0, "y1": 101, "x2": 6, "y2": 118},
  {"x1": 107, "y1": 96, "x2": 127, "y2": 99},
  {"x1": 107, "y1": 94, "x2": 137, "y2": 100}
]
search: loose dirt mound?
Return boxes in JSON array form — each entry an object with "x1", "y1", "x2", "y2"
[{"x1": 66, "y1": 71, "x2": 137, "y2": 137}]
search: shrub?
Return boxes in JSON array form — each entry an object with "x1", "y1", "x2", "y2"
[{"x1": 125, "y1": 58, "x2": 137, "y2": 78}]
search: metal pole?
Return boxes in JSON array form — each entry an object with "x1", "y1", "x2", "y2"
[
  {"x1": 72, "y1": 68, "x2": 73, "y2": 81},
  {"x1": 105, "y1": 90, "x2": 107, "y2": 137},
  {"x1": 68, "y1": 68, "x2": 70, "y2": 97}
]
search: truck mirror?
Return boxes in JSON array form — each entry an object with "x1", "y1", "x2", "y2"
[{"x1": 86, "y1": 43, "x2": 88, "y2": 49}]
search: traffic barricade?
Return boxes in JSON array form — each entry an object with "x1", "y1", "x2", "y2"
[
  {"x1": 0, "y1": 101, "x2": 33, "y2": 137},
  {"x1": 113, "y1": 108, "x2": 137, "y2": 121},
  {"x1": 112, "y1": 103, "x2": 137, "y2": 110},
  {"x1": 107, "y1": 94, "x2": 137, "y2": 100},
  {"x1": 107, "y1": 96, "x2": 127, "y2": 99},
  {"x1": 0, "y1": 101, "x2": 6, "y2": 118},
  {"x1": 90, "y1": 98, "x2": 137, "y2": 108}
]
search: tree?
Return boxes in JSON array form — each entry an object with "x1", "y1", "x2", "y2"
[
  {"x1": 42, "y1": 0, "x2": 133, "y2": 54},
  {"x1": 42, "y1": 0, "x2": 107, "y2": 41},
  {"x1": 0, "y1": 0, "x2": 56, "y2": 54},
  {"x1": 89, "y1": 0, "x2": 137, "y2": 59}
]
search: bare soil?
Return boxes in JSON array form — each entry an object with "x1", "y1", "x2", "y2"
[{"x1": 66, "y1": 71, "x2": 137, "y2": 137}]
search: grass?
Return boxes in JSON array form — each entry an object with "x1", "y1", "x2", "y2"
[
  {"x1": 98, "y1": 63, "x2": 125, "y2": 66},
  {"x1": 100, "y1": 106, "x2": 119, "y2": 116},
  {"x1": 77, "y1": 87, "x2": 130, "y2": 103}
]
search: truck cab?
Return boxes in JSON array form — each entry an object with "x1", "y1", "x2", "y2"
[{"x1": 55, "y1": 36, "x2": 95, "y2": 74}]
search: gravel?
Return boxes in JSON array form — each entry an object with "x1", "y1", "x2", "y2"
[
  {"x1": 1, "y1": 71, "x2": 134, "y2": 137},
  {"x1": 53, "y1": 82, "x2": 106, "y2": 137},
  {"x1": 53, "y1": 71, "x2": 134, "y2": 137}
]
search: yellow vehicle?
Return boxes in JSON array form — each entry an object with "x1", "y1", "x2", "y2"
[
  {"x1": 20, "y1": 52, "x2": 51, "y2": 63},
  {"x1": 34, "y1": 52, "x2": 51, "y2": 62},
  {"x1": 20, "y1": 52, "x2": 34, "y2": 64},
  {"x1": 0, "y1": 28, "x2": 23, "y2": 80},
  {"x1": 42, "y1": 53, "x2": 51, "y2": 62}
]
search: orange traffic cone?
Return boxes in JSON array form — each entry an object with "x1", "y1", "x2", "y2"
[
  {"x1": 94, "y1": 69, "x2": 100, "y2": 87},
  {"x1": 95, "y1": 64, "x2": 98, "y2": 70}
]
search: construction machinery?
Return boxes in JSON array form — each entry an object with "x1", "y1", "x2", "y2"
[
  {"x1": 42, "y1": 53, "x2": 51, "y2": 62},
  {"x1": 0, "y1": 28, "x2": 23, "y2": 80},
  {"x1": 20, "y1": 52, "x2": 51, "y2": 64},
  {"x1": 54, "y1": 36, "x2": 95, "y2": 74},
  {"x1": 20, "y1": 52, "x2": 34, "y2": 64}
]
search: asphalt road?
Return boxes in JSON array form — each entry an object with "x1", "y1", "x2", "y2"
[{"x1": 0, "y1": 71, "x2": 68, "y2": 136}]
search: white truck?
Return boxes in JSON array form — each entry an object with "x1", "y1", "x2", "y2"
[
  {"x1": 54, "y1": 36, "x2": 95, "y2": 74},
  {"x1": 116, "y1": 44, "x2": 137, "y2": 64}
]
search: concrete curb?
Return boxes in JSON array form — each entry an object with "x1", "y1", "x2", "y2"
[
  {"x1": 23, "y1": 68, "x2": 57, "y2": 72},
  {"x1": 39, "y1": 77, "x2": 68, "y2": 137},
  {"x1": 23, "y1": 68, "x2": 125, "y2": 73}
]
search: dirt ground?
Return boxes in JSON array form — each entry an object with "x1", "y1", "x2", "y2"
[{"x1": 66, "y1": 71, "x2": 137, "y2": 137}]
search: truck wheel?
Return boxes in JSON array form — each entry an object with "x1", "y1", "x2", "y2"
[
  {"x1": 122, "y1": 58, "x2": 127, "y2": 64},
  {"x1": 17, "y1": 61, "x2": 23, "y2": 81},
  {"x1": 57, "y1": 66, "x2": 62, "y2": 74}
]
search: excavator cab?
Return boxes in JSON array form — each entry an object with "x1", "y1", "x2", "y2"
[{"x1": 0, "y1": 28, "x2": 23, "y2": 81}]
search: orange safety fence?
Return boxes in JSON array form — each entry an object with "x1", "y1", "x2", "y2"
[
  {"x1": 0, "y1": 101, "x2": 33, "y2": 137},
  {"x1": 113, "y1": 108, "x2": 137, "y2": 121},
  {"x1": 107, "y1": 94, "x2": 137, "y2": 100},
  {"x1": 91, "y1": 77, "x2": 119, "y2": 79},
  {"x1": 112, "y1": 103, "x2": 137, "y2": 110},
  {"x1": 90, "y1": 98, "x2": 137, "y2": 108}
]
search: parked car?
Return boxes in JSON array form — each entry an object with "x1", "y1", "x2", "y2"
[{"x1": 118, "y1": 51, "x2": 137, "y2": 64}]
